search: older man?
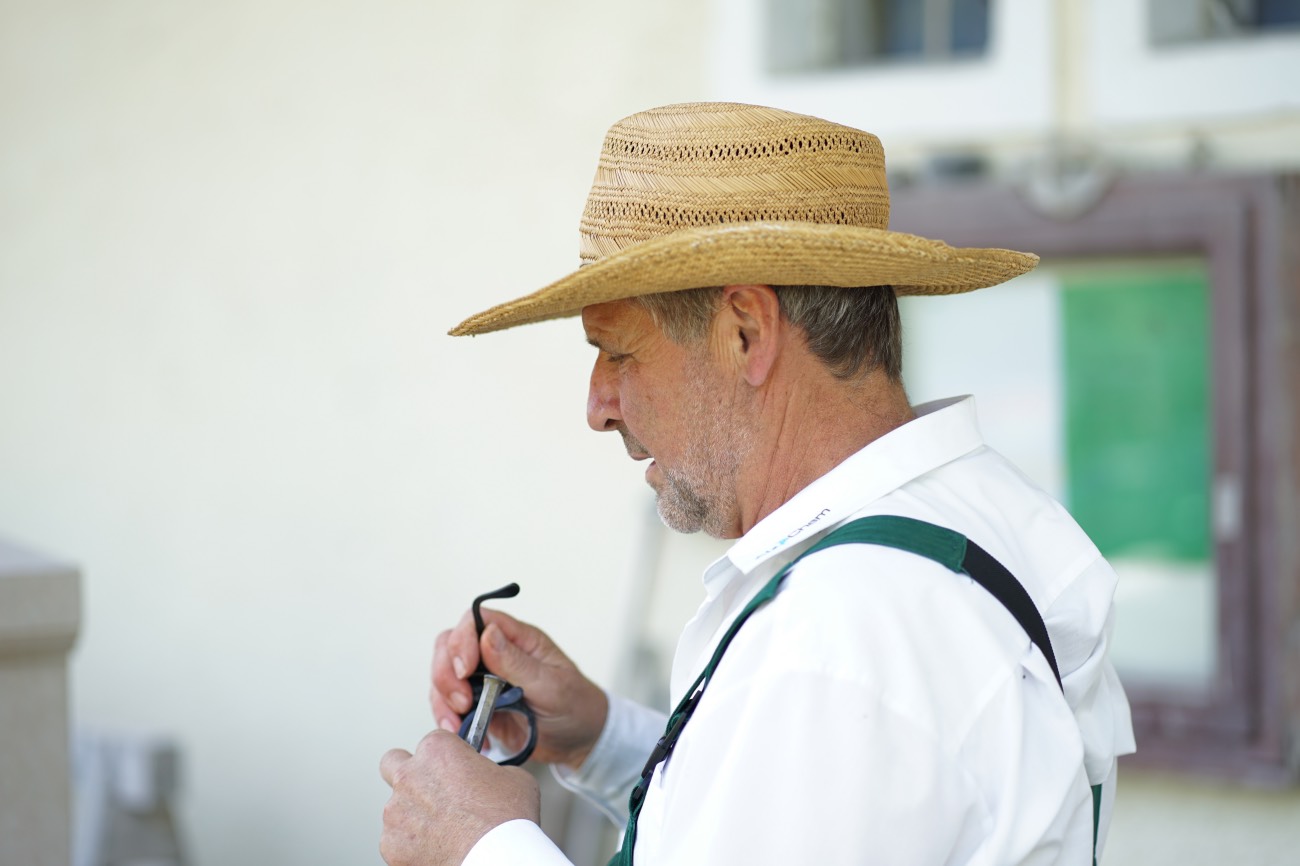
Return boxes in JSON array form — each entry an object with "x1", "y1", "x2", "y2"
[{"x1": 380, "y1": 103, "x2": 1135, "y2": 866}]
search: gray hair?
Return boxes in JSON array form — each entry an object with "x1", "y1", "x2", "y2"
[{"x1": 634, "y1": 285, "x2": 902, "y2": 381}]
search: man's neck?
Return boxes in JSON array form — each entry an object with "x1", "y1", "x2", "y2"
[{"x1": 733, "y1": 369, "x2": 914, "y2": 537}]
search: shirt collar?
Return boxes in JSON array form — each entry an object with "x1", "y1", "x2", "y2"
[{"x1": 718, "y1": 395, "x2": 986, "y2": 578}]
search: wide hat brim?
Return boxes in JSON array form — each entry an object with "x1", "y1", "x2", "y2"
[{"x1": 448, "y1": 220, "x2": 1038, "y2": 336}]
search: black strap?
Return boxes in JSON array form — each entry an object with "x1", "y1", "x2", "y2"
[
  {"x1": 610, "y1": 515, "x2": 1061, "y2": 866},
  {"x1": 963, "y1": 539, "x2": 1061, "y2": 687},
  {"x1": 781, "y1": 515, "x2": 1061, "y2": 688}
]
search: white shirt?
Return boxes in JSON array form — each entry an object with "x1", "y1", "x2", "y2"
[{"x1": 465, "y1": 397, "x2": 1136, "y2": 866}]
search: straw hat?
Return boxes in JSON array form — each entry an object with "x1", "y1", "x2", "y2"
[{"x1": 449, "y1": 102, "x2": 1037, "y2": 336}]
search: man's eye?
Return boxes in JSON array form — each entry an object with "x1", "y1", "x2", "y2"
[{"x1": 606, "y1": 352, "x2": 630, "y2": 364}]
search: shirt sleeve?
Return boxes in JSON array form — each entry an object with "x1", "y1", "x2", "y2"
[
  {"x1": 460, "y1": 692, "x2": 667, "y2": 866},
  {"x1": 461, "y1": 820, "x2": 573, "y2": 866},
  {"x1": 550, "y1": 690, "x2": 668, "y2": 824},
  {"x1": 1045, "y1": 555, "x2": 1136, "y2": 787}
]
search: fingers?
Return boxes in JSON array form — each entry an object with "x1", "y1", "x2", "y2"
[
  {"x1": 426, "y1": 604, "x2": 609, "y2": 771},
  {"x1": 379, "y1": 730, "x2": 541, "y2": 866},
  {"x1": 429, "y1": 612, "x2": 481, "y2": 724},
  {"x1": 428, "y1": 692, "x2": 462, "y2": 736},
  {"x1": 379, "y1": 747, "x2": 412, "y2": 787},
  {"x1": 479, "y1": 622, "x2": 548, "y2": 689},
  {"x1": 414, "y1": 727, "x2": 475, "y2": 761},
  {"x1": 430, "y1": 608, "x2": 547, "y2": 730},
  {"x1": 430, "y1": 605, "x2": 594, "y2": 767},
  {"x1": 445, "y1": 608, "x2": 484, "y2": 674},
  {"x1": 479, "y1": 608, "x2": 565, "y2": 664}
]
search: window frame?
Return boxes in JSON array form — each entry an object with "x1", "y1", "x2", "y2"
[
  {"x1": 708, "y1": 0, "x2": 1054, "y2": 143},
  {"x1": 1086, "y1": 0, "x2": 1300, "y2": 126},
  {"x1": 889, "y1": 174, "x2": 1300, "y2": 783}
]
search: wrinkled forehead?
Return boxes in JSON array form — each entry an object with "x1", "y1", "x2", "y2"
[{"x1": 580, "y1": 298, "x2": 655, "y2": 343}]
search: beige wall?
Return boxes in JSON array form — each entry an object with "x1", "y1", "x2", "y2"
[
  {"x1": 0, "y1": 2, "x2": 704, "y2": 863},
  {"x1": 1107, "y1": 772, "x2": 1300, "y2": 865},
  {"x1": 4, "y1": 1, "x2": 1300, "y2": 865}
]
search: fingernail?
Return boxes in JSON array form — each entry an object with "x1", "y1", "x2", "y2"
[
  {"x1": 451, "y1": 690, "x2": 471, "y2": 713},
  {"x1": 439, "y1": 717, "x2": 458, "y2": 733},
  {"x1": 453, "y1": 656, "x2": 467, "y2": 679},
  {"x1": 486, "y1": 625, "x2": 504, "y2": 652}
]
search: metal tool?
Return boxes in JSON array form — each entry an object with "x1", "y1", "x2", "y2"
[{"x1": 463, "y1": 673, "x2": 506, "y2": 752}]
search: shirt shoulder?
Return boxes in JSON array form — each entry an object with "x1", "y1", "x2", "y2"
[{"x1": 727, "y1": 541, "x2": 1060, "y2": 742}]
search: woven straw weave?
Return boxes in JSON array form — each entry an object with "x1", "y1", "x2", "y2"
[{"x1": 451, "y1": 103, "x2": 1036, "y2": 336}]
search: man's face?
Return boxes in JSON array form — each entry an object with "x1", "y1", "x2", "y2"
[{"x1": 582, "y1": 300, "x2": 751, "y2": 539}]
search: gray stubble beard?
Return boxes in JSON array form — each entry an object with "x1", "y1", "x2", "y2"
[{"x1": 650, "y1": 361, "x2": 754, "y2": 539}]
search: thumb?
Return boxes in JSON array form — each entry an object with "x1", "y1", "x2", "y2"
[{"x1": 480, "y1": 622, "x2": 546, "y2": 688}]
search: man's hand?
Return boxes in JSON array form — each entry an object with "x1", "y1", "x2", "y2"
[
  {"x1": 430, "y1": 608, "x2": 608, "y2": 771},
  {"x1": 379, "y1": 729, "x2": 539, "y2": 866}
]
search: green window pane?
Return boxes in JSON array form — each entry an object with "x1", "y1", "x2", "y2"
[{"x1": 1061, "y1": 264, "x2": 1211, "y2": 563}]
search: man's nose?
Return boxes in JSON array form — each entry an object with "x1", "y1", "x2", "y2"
[{"x1": 587, "y1": 360, "x2": 621, "y2": 432}]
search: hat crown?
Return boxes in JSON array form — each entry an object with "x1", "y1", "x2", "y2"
[{"x1": 579, "y1": 102, "x2": 890, "y2": 265}]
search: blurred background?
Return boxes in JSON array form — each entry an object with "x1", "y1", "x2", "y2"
[{"x1": 1, "y1": 1, "x2": 1298, "y2": 864}]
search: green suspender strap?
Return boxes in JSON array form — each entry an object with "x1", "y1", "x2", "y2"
[{"x1": 609, "y1": 515, "x2": 1100, "y2": 866}]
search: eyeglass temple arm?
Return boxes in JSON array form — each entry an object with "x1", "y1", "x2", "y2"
[{"x1": 470, "y1": 583, "x2": 521, "y2": 675}]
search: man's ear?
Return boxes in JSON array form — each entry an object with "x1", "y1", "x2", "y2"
[{"x1": 715, "y1": 284, "x2": 783, "y2": 387}]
